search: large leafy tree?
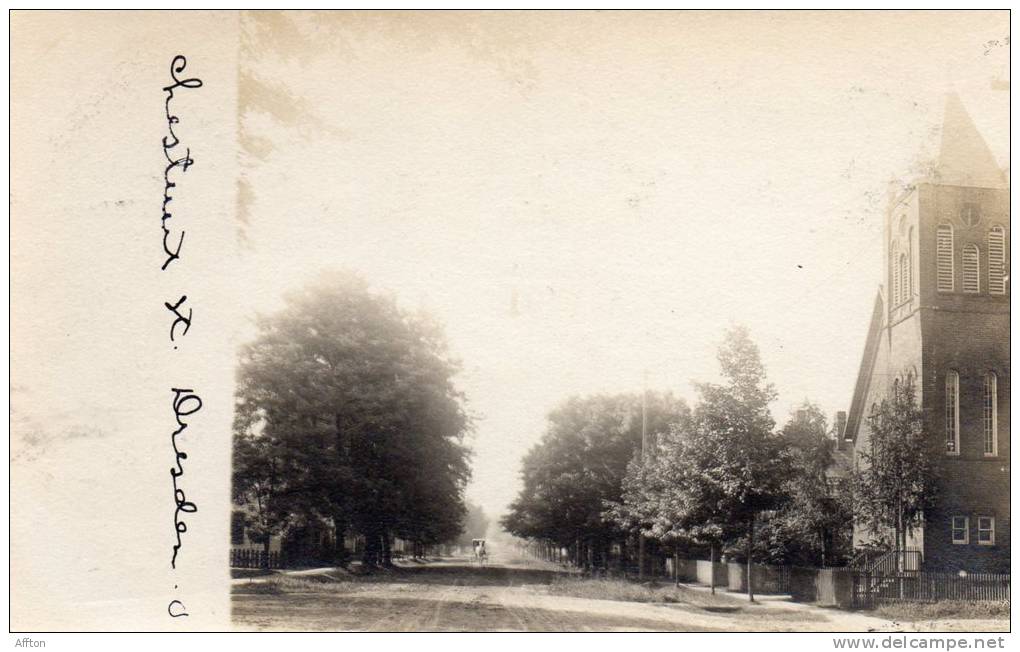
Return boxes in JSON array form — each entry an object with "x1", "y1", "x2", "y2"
[
  {"x1": 612, "y1": 397, "x2": 748, "y2": 592},
  {"x1": 852, "y1": 376, "x2": 939, "y2": 558},
  {"x1": 232, "y1": 271, "x2": 472, "y2": 566},
  {"x1": 605, "y1": 405, "x2": 700, "y2": 575},
  {"x1": 765, "y1": 402, "x2": 852, "y2": 566},
  {"x1": 613, "y1": 327, "x2": 789, "y2": 596},
  {"x1": 691, "y1": 327, "x2": 790, "y2": 599},
  {"x1": 501, "y1": 392, "x2": 685, "y2": 568}
]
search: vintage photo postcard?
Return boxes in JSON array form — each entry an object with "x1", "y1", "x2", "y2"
[{"x1": 9, "y1": 8, "x2": 1011, "y2": 639}]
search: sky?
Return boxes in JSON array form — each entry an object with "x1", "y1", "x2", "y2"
[{"x1": 235, "y1": 10, "x2": 1009, "y2": 520}]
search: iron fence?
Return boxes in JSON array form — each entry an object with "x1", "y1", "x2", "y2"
[
  {"x1": 852, "y1": 571, "x2": 1010, "y2": 608},
  {"x1": 229, "y1": 548, "x2": 286, "y2": 569}
]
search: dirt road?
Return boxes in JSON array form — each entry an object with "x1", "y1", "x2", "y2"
[{"x1": 231, "y1": 550, "x2": 925, "y2": 632}]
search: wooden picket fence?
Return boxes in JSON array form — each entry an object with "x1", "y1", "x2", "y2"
[
  {"x1": 229, "y1": 548, "x2": 285, "y2": 569},
  {"x1": 852, "y1": 571, "x2": 1010, "y2": 608}
]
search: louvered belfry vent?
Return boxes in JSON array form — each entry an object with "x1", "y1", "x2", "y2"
[
  {"x1": 937, "y1": 224, "x2": 954, "y2": 292},
  {"x1": 988, "y1": 226, "x2": 1006, "y2": 295},
  {"x1": 962, "y1": 244, "x2": 980, "y2": 294}
]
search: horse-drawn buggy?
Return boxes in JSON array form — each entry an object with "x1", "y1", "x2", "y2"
[{"x1": 471, "y1": 539, "x2": 488, "y2": 566}]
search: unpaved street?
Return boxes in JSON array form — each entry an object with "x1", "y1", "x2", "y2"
[{"x1": 232, "y1": 549, "x2": 918, "y2": 632}]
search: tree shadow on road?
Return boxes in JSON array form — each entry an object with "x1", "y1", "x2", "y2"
[
  {"x1": 381, "y1": 563, "x2": 569, "y2": 587},
  {"x1": 232, "y1": 594, "x2": 724, "y2": 632}
]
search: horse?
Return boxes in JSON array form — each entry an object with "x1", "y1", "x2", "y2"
[{"x1": 472, "y1": 538, "x2": 488, "y2": 566}]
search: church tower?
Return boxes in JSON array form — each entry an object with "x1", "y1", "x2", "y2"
[{"x1": 846, "y1": 94, "x2": 1009, "y2": 572}]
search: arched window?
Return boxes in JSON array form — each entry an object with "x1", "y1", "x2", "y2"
[
  {"x1": 945, "y1": 371, "x2": 959, "y2": 454},
  {"x1": 984, "y1": 372, "x2": 998, "y2": 456},
  {"x1": 937, "y1": 224, "x2": 954, "y2": 292},
  {"x1": 963, "y1": 244, "x2": 980, "y2": 293},
  {"x1": 988, "y1": 225, "x2": 1006, "y2": 295}
]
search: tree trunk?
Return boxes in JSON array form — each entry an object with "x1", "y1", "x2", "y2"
[
  {"x1": 897, "y1": 501, "x2": 906, "y2": 598},
  {"x1": 638, "y1": 531, "x2": 645, "y2": 580},
  {"x1": 820, "y1": 528, "x2": 827, "y2": 568},
  {"x1": 262, "y1": 537, "x2": 271, "y2": 570},
  {"x1": 382, "y1": 532, "x2": 392, "y2": 567},
  {"x1": 361, "y1": 535, "x2": 371, "y2": 567},
  {"x1": 333, "y1": 515, "x2": 349, "y2": 567},
  {"x1": 896, "y1": 500, "x2": 905, "y2": 571},
  {"x1": 362, "y1": 530, "x2": 380, "y2": 568},
  {"x1": 747, "y1": 514, "x2": 755, "y2": 603},
  {"x1": 674, "y1": 544, "x2": 680, "y2": 586},
  {"x1": 710, "y1": 544, "x2": 716, "y2": 595}
]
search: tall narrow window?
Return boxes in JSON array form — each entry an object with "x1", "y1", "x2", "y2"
[
  {"x1": 937, "y1": 224, "x2": 954, "y2": 292},
  {"x1": 908, "y1": 227, "x2": 915, "y2": 298},
  {"x1": 952, "y1": 516, "x2": 969, "y2": 544},
  {"x1": 988, "y1": 226, "x2": 1006, "y2": 295},
  {"x1": 984, "y1": 372, "x2": 998, "y2": 456},
  {"x1": 892, "y1": 250, "x2": 901, "y2": 304},
  {"x1": 963, "y1": 244, "x2": 980, "y2": 293},
  {"x1": 945, "y1": 371, "x2": 960, "y2": 454},
  {"x1": 977, "y1": 516, "x2": 995, "y2": 546},
  {"x1": 899, "y1": 253, "x2": 909, "y2": 303}
]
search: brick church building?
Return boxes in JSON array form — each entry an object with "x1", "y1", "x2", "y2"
[{"x1": 843, "y1": 94, "x2": 1009, "y2": 573}]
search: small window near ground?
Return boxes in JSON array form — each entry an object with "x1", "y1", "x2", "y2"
[
  {"x1": 978, "y1": 517, "x2": 995, "y2": 546},
  {"x1": 952, "y1": 516, "x2": 969, "y2": 545}
]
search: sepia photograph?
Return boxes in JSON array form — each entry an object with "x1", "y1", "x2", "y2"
[{"x1": 8, "y1": 7, "x2": 1011, "y2": 640}]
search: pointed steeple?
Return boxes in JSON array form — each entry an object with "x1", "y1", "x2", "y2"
[{"x1": 930, "y1": 93, "x2": 1007, "y2": 189}]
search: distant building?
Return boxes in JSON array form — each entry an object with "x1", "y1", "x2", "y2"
[{"x1": 844, "y1": 95, "x2": 1009, "y2": 573}]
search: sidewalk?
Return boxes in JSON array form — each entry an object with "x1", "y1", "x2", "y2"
[
  {"x1": 674, "y1": 580, "x2": 897, "y2": 631},
  {"x1": 675, "y1": 580, "x2": 800, "y2": 608},
  {"x1": 230, "y1": 556, "x2": 450, "y2": 585}
]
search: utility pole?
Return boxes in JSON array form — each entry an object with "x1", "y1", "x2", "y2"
[
  {"x1": 641, "y1": 375, "x2": 649, "y2": 454},
  {"x1": 638, "y1": 371, "x2": 648, "y2": 580},
  {"x1": 746, "y1": 400, "x2": 755, "y2": 603}
]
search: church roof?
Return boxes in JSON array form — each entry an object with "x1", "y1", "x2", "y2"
[
  {"x1": 844, "y1": 289, "x2": 885, "y2": 444},
  {"x1": 926, "y1": 93, "x2": 1008, "y2": 189}
]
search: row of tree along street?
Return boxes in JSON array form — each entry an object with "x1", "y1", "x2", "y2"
[
  {"x1": 502, "y1": 327, "x2": 940, "y2": 593},
  {"x1": 231, "y1": 272, "x2": 475, "y2": 567}
]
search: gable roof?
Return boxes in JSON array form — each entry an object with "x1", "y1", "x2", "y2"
[
  {"x1": 928, "y1": 93, "x2": 1008, "y2": 189},
  {"x1": 844, "y1": 290, "x2": 885, "y2": 443}
]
